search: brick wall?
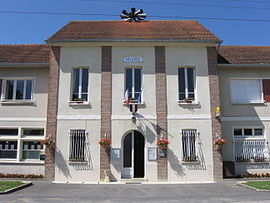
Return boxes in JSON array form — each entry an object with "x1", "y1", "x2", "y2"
[
  {"x1": 45, "y1": 46, "x2": 61, "y2": 180},
  {"x1": 155, "y1": 46, "x2": 168, "y2": 181},
  {"x1": 207, "y1": 47, "x2": 223, "y2": 180},
  {"x1": 100, "y1": 46, "x2": 112, "y2": 180}
]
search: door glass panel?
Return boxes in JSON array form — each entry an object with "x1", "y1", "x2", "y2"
[{"x1": 123, "y1": 133, "x2": 132, "y2": 167}]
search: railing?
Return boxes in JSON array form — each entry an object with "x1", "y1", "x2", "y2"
[
  {"x1": 69, "y1": 130, "x2": 86, "y2": 162},
  {"x1": 182, "y1": 129, "x2": 198, "y2": 162},
  {"x1": 234, "y1": 138, "x2": 268, "y2": 162}
]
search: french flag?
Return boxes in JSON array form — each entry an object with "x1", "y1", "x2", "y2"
[
  {"x1": 124, "y1": 89, "x2": 130, "y2": 105},
  {"x1": 129, "y1": 103, "x2": 138, "y2": 113}
]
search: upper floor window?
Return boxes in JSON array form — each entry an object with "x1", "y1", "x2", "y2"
[
  {"x1": 178, "y1": 68, "x2": 195, "y2": 101},
  {"x1": 125, "y1": 68, "x2": 142, "y2": 102},
  {"x1": 234, "y1": 127, "x2": 263, "y2": 137},
  {"x1": 2, "y1": 79, "x2": 33, "y2": 101},
  {"x1": 72, "y1": 68, "x2": 89, "y2": 102},
  {"x1": 230, "y1": 79, "x2": 263, "y2": 104}
]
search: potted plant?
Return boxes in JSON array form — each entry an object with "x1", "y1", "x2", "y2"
[
  {"x1": 73, "y1": 98, "x2": 85, "y2": 103},
  {"x1": 129, "y1": 97, "x2": 138, "y2": 103},
  {"x1": 213, "y1": 137, "x2": 226, "y2": 150},
  {"x1": 157, "y1": 137, "x2": 169, "y2": 150},
  {"x1": 41, "y1": 137, "x2": 55, "y2": 149},
  {"x1": 184, "y1": 97, "x2": 194, "y2": 103},
  {"x1": 98, "y1": 137, "x2": 111, "y2": 148}
]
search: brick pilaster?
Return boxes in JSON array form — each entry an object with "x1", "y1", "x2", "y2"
[
  {"x1": 45, "y1": 46, "x2": 61, "y2": 180},
  {"x1": 100, "y1": 46, "x2": 112, "y2": 180},
  {"x1": 207, "y1": 47, "x2": 223, "y2": 180},
  {"x1": 155, "y1": 46, "x2": 168, "y2": 181}
]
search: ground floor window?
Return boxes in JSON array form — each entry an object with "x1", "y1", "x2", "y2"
[
  {"x1": 182, "y1": 129, "x2": 197, "y2": 162},
  {"x1": 0, "y1": 127, "x2": 44, "y2": 161},
  {"x1": 69, "y1": 129, "x2": 86, "y2": 162},
  {"x1": 233, "y1": 127, "x2": 268, "y2": 162}
]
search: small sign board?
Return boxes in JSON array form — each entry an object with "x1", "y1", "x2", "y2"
[
  {"x1": 159, "y1": 149, "x2": 167, "y2": 158},
  {"x1": 123, "y1": 56, "x2": 144, "y2": 63},
  {"x1": 40, "y1": 151, "x2": 45, "y2": 161},
  {"x1": 111, "y1": 148, "x2": 121, "y2": 160},
  {"x1": 148, "y1": 147, "x2": 157, "y2": 161}
]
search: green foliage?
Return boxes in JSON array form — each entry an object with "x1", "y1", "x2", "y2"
[
  {"x1": 0, "y1": 181, "x2": 24, "y2": 192},
  {"x1": 244, "y1": 181, "x2": 270, "y2": 190}
]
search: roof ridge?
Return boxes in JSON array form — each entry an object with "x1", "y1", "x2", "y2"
[
  {"x1": 0, "y1": 44, "x2": 48, "y2": 47},
  {"x1": 69, "y1": 20, "x2": 197, "y2": 23}
]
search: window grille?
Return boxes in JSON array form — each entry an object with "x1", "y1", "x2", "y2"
[
  {"x1": 234, "y1": 139, "x2": 268, "y2": 162},
  {"x1": 69, "y1": 129, "x2": 86, "y2": 162},
  {"x1": 182, "y1": 129, "x2": 197, "y2": 162}
]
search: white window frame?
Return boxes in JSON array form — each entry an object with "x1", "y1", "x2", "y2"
[
  {"x1": 229, "y1": 78, "x2": 264, "y2": 104},
  {"x1": 0, "y1": 126, "x2": 45, "y2": 163},
  {"x1": 178, "y1": 67, "x2": 196, "y2": 102},
  {"x1": 1, "y1": 77, "x2": 35, "y2": 103},
  {"x1": 124, "y1": 67, "x2": 143, "y2": 103},
  {"x1": 232, "y1": 126, "x2": 268, "y2": 162},
  {"x1": 70, "y1": 67, "x2": 90, "y2": 104}
]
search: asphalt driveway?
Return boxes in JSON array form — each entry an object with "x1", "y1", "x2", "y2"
[{"x1": 1, "y1": 180, "x2": 270, "y2": 203}]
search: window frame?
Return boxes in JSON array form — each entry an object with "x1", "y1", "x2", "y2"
[
  {"x1": 70, "y1": 67, "x2": 90, "y2": 103},
  {"x1": 69, "y1": 129, "x2": 87, "y2": 163},
  {"x1": 181, "y1": 129, "x2": 198, "y2": 162},
  {"x1": 178, "y1": 67, "x2": 196, "y2": 102},
  {"x1": 0, "y1": 126, "x2": 45, "y2": 162},
  {"x1": 232, "y1": 126, "x2": 268, "y2": 162},
  {"x1": 124, "y1": 66, "x2": 143, "y2": 103},
  {"x1": 229, "y1": 78, "x2": 264, "y2": 104},
  {"x1": 1, "y1": 77, "x2": 34, "y2": 102}
]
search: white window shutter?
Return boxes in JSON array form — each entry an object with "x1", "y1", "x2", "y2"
[{"x1": 231, "y1": 79, "x2": 261, "y2": 103}]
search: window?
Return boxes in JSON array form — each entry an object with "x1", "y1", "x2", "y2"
[
  {"x1": 72, "y1": 68, "x2": 89, "y2": 102},
  {"x1": 0, "y1": 141, "x2": 17, "y2": 159},
  {"x1": 233, "y1": 127, "x2": 268, "y2": 162},
  {"x1": 0, "y1": 127, "x2": 44, "y2": 161},
  {"x1": 178, "y1": 68, "x2": 195, "y2": 101},
  {"x1": 230, "y1": 79, "x2": 262, "y2": 104},
  {"x1": 0, "y1": 128, "x2": 18, "y2": 136},
  {"x1": 0, "y1": 78, "x2": 2, "y2": 99},
  {"x1": 69, "y1": 129, "x2": 86, "y2": 162},
  {"x1": 233, "y1": 127, "x2": 263, "y2": 137},
  {"x1": 125, "y1": 68, "x2": 142, "y2": 102},
  {"x1": 22, "y1": 129, "x2": 44, "y2": 137},
  {"x1": 3, "y1": 79, "x2": 33, "y2": 101},
  {"x1": 22, "y1": 141, "x2": 43, "y2": 160},
  {"x1": 182, "y1": 129, "x2": 197, "y2": 162}
]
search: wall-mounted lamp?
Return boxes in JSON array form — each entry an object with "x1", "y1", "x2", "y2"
[{"x1": 131, "y1": 113, "x2": 136, "y2": 124}]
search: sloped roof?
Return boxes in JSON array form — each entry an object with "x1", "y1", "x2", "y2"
[
  {"x1": 0, "y1": 44, "x2": 50, "y2": 64},
  {"x1": 47, "y1": 20, "x2": 221, "y2": 42},
  {"x1": 218, "y1": 45, "x2": 270, "y2": 64}
]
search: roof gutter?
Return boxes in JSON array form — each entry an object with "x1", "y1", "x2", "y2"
[
  {"x1": 217, "y1": 63, "x2": 270, "y2": 68},
  {"x1": 46, "y1": 38, "x2": 222, "y2": 44},
  {"x1": 0, "y1": 62, "x2": 50, "y2": 67}
]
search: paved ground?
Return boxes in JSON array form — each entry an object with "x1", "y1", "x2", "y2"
[{"x1": 1, "y1": 180, "x2": 270, "y2": 203}]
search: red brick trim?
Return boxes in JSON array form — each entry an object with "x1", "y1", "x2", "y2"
[
  {"x1": 155, "y1": 46, "x2": 168, "y2": 181},
  {"x1": 207, "y1": 47, "x2": 223, "y2": 180},
  {"x1": 45, "y1": 46, "x2": 61, "y2": 180},
  {"x1": 100, "y1": 46, "x2": 112, "y2": 180}
]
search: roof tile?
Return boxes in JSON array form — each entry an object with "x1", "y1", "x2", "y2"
[
  {"x1": 0, "y1": 44, "x2": 50, "y2": 64},
  {"x1": 47, "y1": 20, "x2": 221, "y2": 42}
]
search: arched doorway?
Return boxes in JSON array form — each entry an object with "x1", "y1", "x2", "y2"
[{"x1": 122, "y1": 130, "x2": 145, "y2": 179}]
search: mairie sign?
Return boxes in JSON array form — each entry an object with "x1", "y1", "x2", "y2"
[{"x1": 123, "y1": 56, "x2": 144, "y2": 63}]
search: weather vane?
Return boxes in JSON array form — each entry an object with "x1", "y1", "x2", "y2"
[{"x1": 120, "y1": 8, "x2": 146, "y2": 22}]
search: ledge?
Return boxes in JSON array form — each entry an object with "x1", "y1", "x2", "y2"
[
  {"x1": 68, "y1": 101, "x2": 91, "y2": 106},
  {"x1": 178, "y1": 101, "x2": 200, "y2": 107},
  {"x1": 0, "y1": 160, "x2": 44, "y2": 165},
  {"x1": 181, "y1": 160, "x2": 200, "y2": 164},
  {"x1": 122, "y1": 101, "x2": 145, "y2": 107},
  {"x1": 0, "y1": 100, "x2": 36, "y2": 105}
]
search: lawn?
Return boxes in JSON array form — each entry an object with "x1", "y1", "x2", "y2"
[
  {"x1": 244, "y1": 181, "x2": 270, "y2": 191},
  {"x1": 0, "y1": 181, "x2": 24, "y2": 192}
]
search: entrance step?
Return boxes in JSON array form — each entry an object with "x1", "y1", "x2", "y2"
[{"x1": 121, "y1": 178, "x2": 148, "y2": 184}]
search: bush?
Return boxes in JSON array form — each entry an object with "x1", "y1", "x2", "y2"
[{"x1": 0, "y1": 173, "x2": 44, "y2": 179}]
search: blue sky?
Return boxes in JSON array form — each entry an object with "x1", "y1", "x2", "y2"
[{"x1": 1, "y1": 0, "x2": 269, "y2": 45}]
